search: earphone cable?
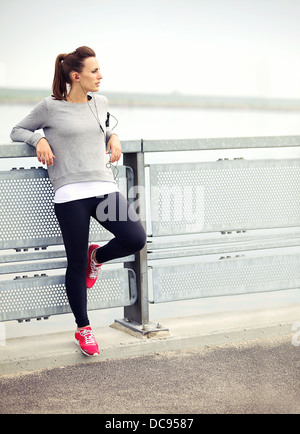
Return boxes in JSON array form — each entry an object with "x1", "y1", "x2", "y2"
[{"x1": 80, "y1": 85, "x2": 119, "y2": 181}]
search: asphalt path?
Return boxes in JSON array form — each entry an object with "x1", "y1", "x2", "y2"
[{"x1": 0, "y1": 334, "x2": 299, "y2": 415}]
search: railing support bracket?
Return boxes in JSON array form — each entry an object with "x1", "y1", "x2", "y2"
[{"x1": 111, "y1": 318, "x2": 170, "y2": 339}]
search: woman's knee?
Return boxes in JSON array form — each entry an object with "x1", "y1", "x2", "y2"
[
  {"x1": 133, "y1": 226, "x2": 147, "y2": 252},
  {"x1": 123, "y1": 222, "x2": 146, "y2": 253}
]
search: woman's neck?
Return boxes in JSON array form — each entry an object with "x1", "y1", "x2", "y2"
[{"x1": 66, "y1": 85, "x2": 88, "y2": 103}]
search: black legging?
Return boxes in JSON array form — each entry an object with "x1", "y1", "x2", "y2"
[{"x1": 54, "y1": 192, "x2": 146, "y2": 327}]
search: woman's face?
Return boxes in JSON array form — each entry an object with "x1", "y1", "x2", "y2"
[{"x1": 75, "y1": 56, "x2": 103, "y2": 92}]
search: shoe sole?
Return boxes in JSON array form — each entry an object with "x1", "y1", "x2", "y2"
[{"x1": 74, "y1": 339, "x2": 99, "y2": 357}]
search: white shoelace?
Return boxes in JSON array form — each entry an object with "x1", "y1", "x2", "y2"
[
  {"x1": 80, "y1": 329, "x2": 96, "y2": 345},
  {"x1": 89, "y1": 258, "x2": 102, "y2": 279}
]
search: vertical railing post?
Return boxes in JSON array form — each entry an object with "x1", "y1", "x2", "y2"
[{"x1": 114, "y1": 144, "x2": 150, "y2": 332}]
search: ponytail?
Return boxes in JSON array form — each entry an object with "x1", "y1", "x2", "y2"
[
  {"x1": 52, "y1": 46, "x2": 96, "y2": 100},
  {"x1": 52, "y1": 53, "x2": 68, "y2": 100}
]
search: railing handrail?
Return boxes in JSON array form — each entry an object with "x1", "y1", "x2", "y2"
[
  {"x1": 142, "y1": 135, "x2": 300, "y2": 152},
  {"x1": 1, "y1": 135, "x2": 300, "y2": 158},
  {"x1": 0, "y1": 140, "x2": 142, "y2": 158}
]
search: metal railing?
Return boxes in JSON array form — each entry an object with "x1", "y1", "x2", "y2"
[{"x1": 1, "y1": 136, "x2": 300, "y2": 335}]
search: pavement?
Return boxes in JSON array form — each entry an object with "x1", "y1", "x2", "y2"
[{"x1": 0, "y1": 303, "x2": 300, "y2": 414}]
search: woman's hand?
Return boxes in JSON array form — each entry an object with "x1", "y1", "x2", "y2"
[
  {"x1": 36, "y1": 138, "x2": 56, "y2": 166},
  {"x1": 106, "y1": 134, "x2": 122, "y2": 163}
]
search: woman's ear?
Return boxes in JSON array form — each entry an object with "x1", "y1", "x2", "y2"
[{"x1": 71, "y1": 71, "x2": 80, "y2": 82}]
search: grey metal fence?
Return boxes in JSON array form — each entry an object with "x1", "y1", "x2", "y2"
[
  {"x1": 1, "y1": 136, "x2": 300, "y2": 335},
  {"x1": 0, "y1": 141, "x2": 139, "y2": 323}
]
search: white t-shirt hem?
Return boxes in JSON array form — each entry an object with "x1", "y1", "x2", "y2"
[{"x1": 54, "y1": 181, "x2": 120, "y2": 203}]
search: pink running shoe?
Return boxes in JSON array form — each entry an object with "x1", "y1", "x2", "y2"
[
  {"x1": 86, "y1": 244, "x2": 102, "y2": 289},
  {"x1": 75, "y1": 326, "x2": 99, "y2": 357}
]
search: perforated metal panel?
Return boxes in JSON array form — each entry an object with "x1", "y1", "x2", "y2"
[
  {"x1": 0, "y1": 169, "x2": 61, "y2": 248},
  {"x1": 149, "y1": 159, "x2": 300, "y2": 236},
  {"x1": 0, "y1": 268, "x2": 137, "y2": 322},
  {"x1": 0, "y1": 166, "x2": 128, "y2": 249},
  {"x1": 151, "y1": 251, "x2": 300, "y2": 303}
]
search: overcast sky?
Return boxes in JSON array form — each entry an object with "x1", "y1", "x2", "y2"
[{"x1": 0, "y1": 0, "x2": 300, "y2": 98}]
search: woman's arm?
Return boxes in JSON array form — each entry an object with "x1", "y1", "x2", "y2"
[
  {"x1": 10, "y1": 98, "x2": 55, "y2": 166},
  {"x1": 10, "y1": 99, "x2": 47, "y2": 147}
]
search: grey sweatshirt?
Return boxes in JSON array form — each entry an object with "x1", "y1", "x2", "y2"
[{"x1": 10, "y1": 94, "x2": 116, "y2": 191}]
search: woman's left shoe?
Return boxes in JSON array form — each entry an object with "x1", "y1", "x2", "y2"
[
  {"x1": 75, "y1": 326, "x2": 100, "y2": 357},
  {"x1": 86, "y1": 244, "x2": 102, "y2": 288}
]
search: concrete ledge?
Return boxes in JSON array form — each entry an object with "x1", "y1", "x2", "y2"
[{"x1": 0, "y1": 305, "x2": 299, "y2": 376}]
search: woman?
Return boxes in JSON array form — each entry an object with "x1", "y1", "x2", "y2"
[{"x1": 10, "y1": 46, "x2": 146, "y2": 357}]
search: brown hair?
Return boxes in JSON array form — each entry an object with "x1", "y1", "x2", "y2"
[{"x1": 52, "y1": 46, "x2": 96, "y2": 100}]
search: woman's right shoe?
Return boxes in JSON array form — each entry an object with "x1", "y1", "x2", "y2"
[
  {"x1": 75, "y1": 326, "x2": 100, "y2": 357},
  {"x1": 86, "y1": 244, "x2": 102, "y2": 288}
]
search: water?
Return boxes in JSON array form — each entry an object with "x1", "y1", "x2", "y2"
[
  {"x1": 2, "y1": 102, "x2": 300, "y2": 143},
  {"x1": 1, "y1": 102, "x2": 300, "y2": 338}
]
